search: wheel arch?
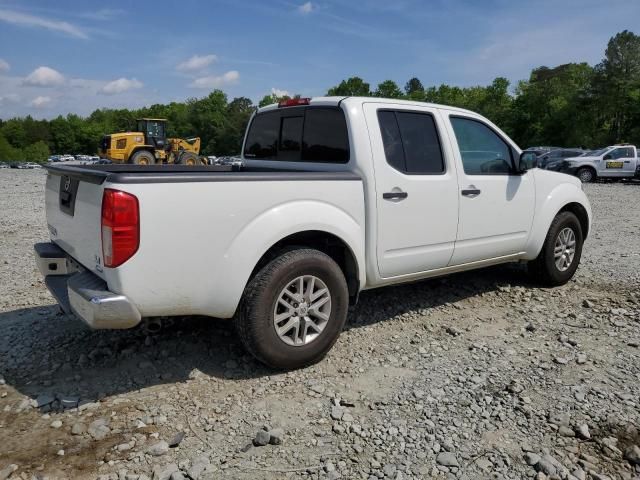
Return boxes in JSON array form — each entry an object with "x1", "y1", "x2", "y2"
[
  {"x1": 558, "y1": 202, "x2": 590, "y2": 240},
  {"x1": 249, "y1": 230, "x2": 361, "y2": 302}
]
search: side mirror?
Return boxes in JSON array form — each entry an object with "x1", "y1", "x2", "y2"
[
  {"x1": 603, "y1": 154, "x2": 612, "y2": 160},
  {"x1": 518, "y1": 151, "x2": 537, "y2": 172}
]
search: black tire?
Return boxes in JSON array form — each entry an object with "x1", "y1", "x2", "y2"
[
  {"x1": 235, "y1": 248, "x2": 349, "y2": 369},
  {"x1": 130, "y1": 150, "x2": 156, "y2": 165},
  {"x1": 576, "y1": 167, "x2": 595, "y2": 183},
  {"x1": 528, "y1": 211, "x2": 583, "y2": 287},
  {"x1": 177, "y1": 151, "x2": 199, "y2": 166}
]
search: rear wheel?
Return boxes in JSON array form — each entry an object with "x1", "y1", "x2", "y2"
[
  {"x1": 576, "y1": 167, "x2": 595, "y2": 183},
  {"x1": 177, "y1": 151, "x2": 199, "y2": 166},
  {"x1": 235, "y1": 248, "x2": 349, "y2": 369},
  {"x1": 528, "y1": 211, "x2": 583, "y2": 286},
  {"x1": 130, "y1": 150, "x2": 156, "y2": 165}
]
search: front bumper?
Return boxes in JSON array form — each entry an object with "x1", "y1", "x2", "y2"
[{"x1": 34, "y1": 242, "x2": 141, "y2": 329}]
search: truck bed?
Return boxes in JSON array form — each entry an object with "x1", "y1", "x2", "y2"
[{"x1": 45, "y1": 164, "x2": 361, "y2": 184}]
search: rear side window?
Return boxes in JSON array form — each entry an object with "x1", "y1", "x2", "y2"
[
  {"x1": 450, "y1": 116, "x2": 513, "y2": 175},
  {"x1": 244, "y1": 107, "x2": 349, "y2": 163},
  {"x1": 377, "y1": 110, "x2": 445, "y2": 174}
]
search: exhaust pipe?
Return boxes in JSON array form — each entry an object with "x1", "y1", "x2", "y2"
[{"x1": 142, "y1": 317, "x2": 163, "y2": 334}]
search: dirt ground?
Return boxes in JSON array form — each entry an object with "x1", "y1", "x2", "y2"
[{"x1": 0, "y1": 169, "x2": 639, "y2": 480}]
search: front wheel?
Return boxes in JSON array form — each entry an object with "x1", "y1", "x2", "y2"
[
  {"x1": 528, "y1": 211, "x2": 584, "y2": 286},
  {"x1": 130, "y1": 150, "x2": 156, "y2": 165},
  {"x1": 235, "y1": 248, "x2": 349, "y2": 369},
  {"x1": 576, "y1": 167, "x2": 595, "y2": 183}
]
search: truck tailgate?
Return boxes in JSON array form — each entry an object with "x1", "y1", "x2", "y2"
[{"x1": 45, "y1": 169, "x2": 106, "y2": 278}]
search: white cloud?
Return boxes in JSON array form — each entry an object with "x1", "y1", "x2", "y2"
[
  {"x1": 0, "y1": 59, "x2": 9, "y2": 73},
  {"x1": 271, "y1": 88, "x2": 290, "y2": 97},
  {"x1": 30, "y1": 96, "x2": 52, "y2": 108},
  {"x1": 298, "y1": 2, "x2": 314, "y2": 14},
  {"x1": 24, "y1": 66, "x2": 65, "y2": 87},
  {"x1": 100, "y1": 77, "x2": 143, "y2": 95},
  {"x1": 0, "y1": 9, "x2": 87, "y2": 39},
  {"x1": 189, "y1": 70, "x2": 239, "y2": 88},
  {"x1": 177, "y1": 54, "x2": 218, "y2": 72}
]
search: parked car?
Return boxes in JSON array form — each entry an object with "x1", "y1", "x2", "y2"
[
  {"x1": 24, "y1": 162, "x2": 43, "y2": 169},
  {"x1": 539, "y1": 148, "x2": 585, "y2": 171},
  {"x1": 560, "y1": 144, "x2": 639, "y2": 182},
  {"x1": 34, "y1": 97, "x2": 592, "y2": 369},
  {"x1": 0, "y1": 161, "x2": 9, "y2": 169},
  {"x1": 524, "y1": 146, "x2": 560, "y2": 157}
]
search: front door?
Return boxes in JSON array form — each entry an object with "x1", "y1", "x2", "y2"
[
  {"x1": 444, "y1": 113, "x2": 535, "y2": 265},
  {"x1": 364, "y1": 103, "x2": 459, "y2": 278},
  {"x1": 600, "y1": 146, "x2": 635, "y2": 176}
]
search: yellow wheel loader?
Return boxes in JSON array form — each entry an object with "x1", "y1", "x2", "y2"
[{"x1": 99, "y1": 118, "x2": 205, "y2": 165}]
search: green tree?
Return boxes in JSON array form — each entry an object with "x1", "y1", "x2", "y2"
[
  {"x1": 327, "y1": 77, "x2": 371, "y2": 96},
  {"x1": 22, "y1": 140, "x2": 50, "y2": 163},
  {"x1": 0, "y1": 134, "x2": 22, "y2": 161},
  {"x1": 374, "y1": 80, "x2": 403, "y2": 98},
  {"x1": 404, "y1": 77, "x2": 424, "y2": 96}
]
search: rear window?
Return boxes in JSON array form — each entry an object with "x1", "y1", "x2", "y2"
[{"x1": 244, "y1": 107, "x2": 349, "y2": 163}]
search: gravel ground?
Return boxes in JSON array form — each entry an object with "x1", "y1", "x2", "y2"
[{"x1": 0, "y1": 169, "x2": 639, "y2": 480}]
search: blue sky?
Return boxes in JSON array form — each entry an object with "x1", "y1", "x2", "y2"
[{"x1": 0, "y1": 0, "x2": 638, "y2": 119}]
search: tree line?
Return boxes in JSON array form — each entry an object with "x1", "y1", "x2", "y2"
[{"x1": 1, "y1": 30, "x2": 638, "y2": 163}]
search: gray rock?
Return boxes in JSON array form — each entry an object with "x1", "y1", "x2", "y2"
[
  {"x1": 331, "y1": 406, "x2": 344, "y2": 420},
  {"x1": 436, "y1": 452, "x2": 459, "y2": 467},
  {"x1": 148, "y1": 440, "x2": 170, "y2": 456},
  {"x1": 253, "y1": 430, "x2": 270, "y2": 446},
  {"x1": 576, "y1": 423, "x2": 590, "y2": 440},
  {"x1": 445, "y1": 326, "x2": 462, "y2": 336},
  {"x1": 169, "y1": 472, "x2": 185, "y2": 480},
  {"x1": 535, "y1": 458, "x2": 557, "y2": 476},
  {"x1": 576, "y1": 353, "x2": 587, "y2": 365},
  {"x1": 168, "y1": 431, "x2": 185, "y2": 448},
  {"x1": 0, "y1": 464, "x2": 18, "y2": 480},
  {"x1": 71, "y1": 422, "x2": 85, "y2": 435},
  {"x1": 624, "y1": 445, "x2": 640, "y2": 465},
  {"x1": 558, "y1": 426, "x2": 575, "y2": 437},
  {"x1": 50, "y1": 420, "x2": 62, "y2": 429},
  {"x1": 152, "y1": 463, "x2": 178, "y2": 480},
  {"x1": 269, "y1": 427, "x2": 284, "y2": 445},
  {"x1": 187, "y1": 455, "x2": 210, "y2": 480},
  {"x1": 524, "y1": 452, "x2": 541, "y2": 466},
  {"x1": 88, "y1": 418, "x2": 110, "y2": 440}
]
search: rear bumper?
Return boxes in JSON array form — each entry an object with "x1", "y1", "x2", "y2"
[{"x1": 34, "y1": 242, "x2": 141, "y2": 329}]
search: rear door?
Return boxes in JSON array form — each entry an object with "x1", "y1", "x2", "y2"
[
  {"x1": 444, "y1": 113, "x2": 535, "y2": 265},
  {"x1": 364, "y1": 103, "x2": 459, "y2": 278}
]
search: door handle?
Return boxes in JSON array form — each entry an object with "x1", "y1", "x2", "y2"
[
  {"x1": 383, "y1": 191, "x2": 408, "y2": 200},
  {"x1": 461, "y1": 188, "x2": 481, "y2": 197}
]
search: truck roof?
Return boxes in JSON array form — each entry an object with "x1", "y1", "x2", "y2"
[{"x1": 257, "y1": 96, "x2": 478, "y2": 116}]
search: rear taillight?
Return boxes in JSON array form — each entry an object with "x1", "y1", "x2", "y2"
[{"x1": 101, "y1": 189, "x2": 139, "y2": 268}]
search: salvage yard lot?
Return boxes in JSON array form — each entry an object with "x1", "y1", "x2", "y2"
[{"x1": 0, "y1": 169, "x2": 639, "y2": 480}]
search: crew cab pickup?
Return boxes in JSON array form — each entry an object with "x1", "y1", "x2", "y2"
[
  {"x1": 560, "y1": 144, "x2": 639, "y2": 183},
  {"x1": 35, "y1": 97, "x2": 592, "y2": 368}
]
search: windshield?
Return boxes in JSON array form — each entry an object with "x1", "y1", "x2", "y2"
[{"x1": 590, "y1": 148, "x2": 608, "y2": 157}]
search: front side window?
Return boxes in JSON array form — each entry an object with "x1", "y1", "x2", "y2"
[
  {"x1": 377, "y1": 110, "x2": 445, "y2": 174},
  {"x1": 244, "y1": 107, "x2": 349, "y2": 163},
  {"x1": 609, "y1": 147, "x2": 634, "y2": 159},
  {"x1": 450, "y1": 117, "x2": 513, "y2": 175}
]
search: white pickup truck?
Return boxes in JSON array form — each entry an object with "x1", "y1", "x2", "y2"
[
  {"x1": 35, "y1": 97, "x2": 592, "y2": 368},
  {"x1": 560, "y1": 144, "x2": 639, "y2": 182}
]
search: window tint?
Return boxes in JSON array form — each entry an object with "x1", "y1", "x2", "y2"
[
  {"x1": 378, "y1": 111, "x2": 404, "y2": 171},
  {"x1": 377, "y1": 110, "x2": 445, "y2": 174},
  {"x1": 243, "y1": 107, "x2": 349, "y2": 163},
  {"x1": 279, "y1": 116, "x2": 303, "y2": 161},
  {"x1": 244, "y1": 112, "x2": 279, "y2": 159},
  {"x1": 450, "y1": 117, "x2": 513, "y2": 175},
  {"x1": 302, "y1": 108, "x2": 349, "y2": 163}
]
